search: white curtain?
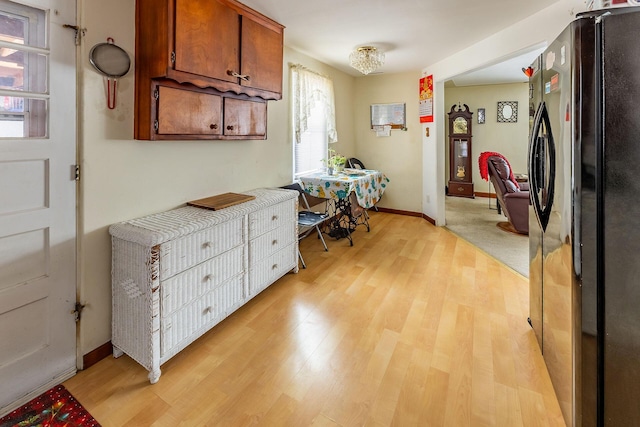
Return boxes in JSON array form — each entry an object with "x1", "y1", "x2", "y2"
[{"x1": 290, "y1": 64, "x2": 337, "y2": 144}]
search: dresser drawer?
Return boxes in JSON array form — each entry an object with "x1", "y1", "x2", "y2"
[
  {"x1": 248, "y1": 199, "x2": 295, "y2": 237},
  {"x1": 249, "y1": 225, "x2": 295, "y2": 263},
  {"x1": 161, "y1": 274, "x2": 244, "y2": 356},
  {"x1": 161, "y1": 245, "x2": 245, "y2": 316},
  {"x1": 160, "y1": 217, "x2": 244, "y2": 279},
  {"x1": 249, "y1": 243, "x2": 296, "y2": 296}
]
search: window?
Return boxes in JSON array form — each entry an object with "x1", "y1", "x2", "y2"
[
  {"x1": 0, "y1": 1, "x2": 48, "y2": 138},
  {"x1": 291, "y1": 64, "x2": 337, "y2": 177}
]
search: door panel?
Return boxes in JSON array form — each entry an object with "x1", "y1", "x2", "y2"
[{"x1": 0, "y1": 0, "x2": 77, "y2": 415}]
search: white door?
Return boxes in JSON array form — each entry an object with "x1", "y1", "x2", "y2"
[{"x1": 0, "y1": 0, "x2": 77, "y2": 415}]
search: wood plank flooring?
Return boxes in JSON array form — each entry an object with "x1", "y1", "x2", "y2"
[{"x1": 64, "y1": 212, "x2": 565, "y2": 426}]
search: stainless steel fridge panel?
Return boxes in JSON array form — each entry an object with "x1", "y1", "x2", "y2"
[
  {"x1": 530, "y1": 8, "x2": 640, "y2": 426},
  {"x1": 574, "y1": 14, "x2": 598, "y2": 427},
  {"x1": 529, "y1": 55, "x2": 544, "y2": 350},
  {"x1": 600, "y1": 10, "x2": 640, "y2": 425},
  {"x1": 540, "y1": 23, "x2": 576, "y2": 427}
]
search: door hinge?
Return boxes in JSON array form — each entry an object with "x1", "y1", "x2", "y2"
[
  {"x1": 171, "y1": 51, "x2": 176, "y2": 64},
  {"x1": 154, "y1": 120, "x2": 159, "y2": 131},
  {"x1": 74, "y1": 164, "x2": 80, "y2": 181},
  {"x1": 62, "y1": 24, "x2": 86, "y2": 46},
  {"x1": 153, "y1": 89, "x2": 159, "y2": 100},
  {"x1": 72, "y1": 302, "x2": 86, "y2": 322}
]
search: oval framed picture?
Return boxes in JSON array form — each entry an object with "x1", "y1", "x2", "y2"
[{"x1": 497, "y1": 101, "x2": 518, "y2": 123}]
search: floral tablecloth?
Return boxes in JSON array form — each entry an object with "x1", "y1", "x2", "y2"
[{"x1": 298, "y1": 169, "x2": 389, "y2": 209}]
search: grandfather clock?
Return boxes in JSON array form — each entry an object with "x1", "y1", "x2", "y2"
[{"x1": 447, "y1": 103, "x2": 474, "y2": 198}]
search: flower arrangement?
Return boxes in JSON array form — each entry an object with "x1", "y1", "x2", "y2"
[{"x1": 323, "y1": 148, "x2": 346, "y2": 173}]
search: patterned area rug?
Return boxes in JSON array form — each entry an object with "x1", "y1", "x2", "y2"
[{"x1": 0, "y1": 385, "x2": 100, "y2": 427}]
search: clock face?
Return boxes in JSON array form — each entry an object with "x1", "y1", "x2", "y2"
[{"x1": 453, "y1": 117, "x2": 468, "y2": 134}]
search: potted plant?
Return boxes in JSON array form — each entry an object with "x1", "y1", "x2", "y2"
[{"x1": 323, "y1": 148, "x2": 346, "y2": 174}]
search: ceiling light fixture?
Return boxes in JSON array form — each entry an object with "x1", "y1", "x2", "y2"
[{"x1": 349, "y1": 46, "x2": 385, "y2": 75}]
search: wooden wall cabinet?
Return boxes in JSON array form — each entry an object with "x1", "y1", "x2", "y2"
[
  {"x1": 153, "y1": 82, "x2": 267, "y2": 139},
  {"x1": 135, "y1": 0, "x2": 283, "y2": 140}
]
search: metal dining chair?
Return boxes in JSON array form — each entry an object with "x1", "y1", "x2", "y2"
[{"x1": 281, "y1": 183, "x2": 329, "y2": 268}]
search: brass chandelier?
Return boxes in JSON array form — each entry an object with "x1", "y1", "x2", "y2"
[{"x1": 349, "y1": 46, "x2": 384, "y2": 75}]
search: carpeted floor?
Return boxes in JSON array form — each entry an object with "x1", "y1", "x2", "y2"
[
  {"x1": 0, "y1": 385, "x2": 100, "y2": 427},
  {"x1": 445, "y1": 195, "x2": 529, "y2": 277}
]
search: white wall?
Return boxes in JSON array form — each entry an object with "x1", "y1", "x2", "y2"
[
  {"x1": 354, "y1": 71, "x2": 423, "y2": 213},
  {"x1": 444, "y1": 83, "x2": 529, "y2": 195},
  {"x1": 421, "y1": 0, "x2": 587, "y2": 225},
  {"x1": 77, "y1": 0, "x2": 357, "y2": 357}
]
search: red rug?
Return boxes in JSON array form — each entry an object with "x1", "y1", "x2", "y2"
[{"x1": 0, "y1": 385, "x2": 100, "y2": 427}]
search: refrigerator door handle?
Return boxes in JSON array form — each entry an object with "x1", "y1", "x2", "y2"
[{"x1": 528, "y1": 101, "x2": 556, "y2": 231}]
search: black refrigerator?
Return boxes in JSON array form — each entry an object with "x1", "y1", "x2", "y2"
[{"x1": 528, "y1": 6, "x2": 640, "y2": 427}]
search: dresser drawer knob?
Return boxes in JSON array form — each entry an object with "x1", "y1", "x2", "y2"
[
  {"x1": 272, "y1": 239, "x2": 278, "y2": 245},
  {"x1": 202, "y1": 242, "x2": 211, "y2": 249},
  {"x1": 272, "y1": 215, "x2": 278, "y2": 221},
  {"x1": 204, "y1": 306, "x2": 213, "y2": 314},
  {"x1": 204, "y1": 274, "x2": 213, "y2": 282},
  {"x1": 271, "y1": 264, "x2": 278, "y2": 270}
]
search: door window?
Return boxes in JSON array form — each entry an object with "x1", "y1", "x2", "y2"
[{"x1": 0, "y1": 1, "x2": 47, "y2": 138}]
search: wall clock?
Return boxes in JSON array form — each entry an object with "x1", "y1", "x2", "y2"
[{"x1": 447, "y1": 103, "x2": 474, "y2": 198}]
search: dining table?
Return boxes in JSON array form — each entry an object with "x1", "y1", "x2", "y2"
[{"x1": 297, "y1": 168, "x2": 389, "y2": 244}]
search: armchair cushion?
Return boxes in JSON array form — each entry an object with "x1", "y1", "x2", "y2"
[{"x1": 504, "y1": 180, "x2": 518, "y2": 193}]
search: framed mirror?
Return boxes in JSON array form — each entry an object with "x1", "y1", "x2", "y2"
[{"x1": 497, "y1": 101, "x2": 518, "y2": 123}]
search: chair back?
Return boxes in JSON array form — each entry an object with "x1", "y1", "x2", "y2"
[
  {"x1": 347, "y1": 158, "x2": 366, "y2": 169},
  {"x1": 281, "y1": 182, "x2": 312, "y2": 209},
  {"x1": 487, "y1": 156, "x2": 519, "y2": 194}
]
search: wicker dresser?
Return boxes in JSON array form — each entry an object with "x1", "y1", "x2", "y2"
[{"x1": 109, "y1": 188, "x2": 298, "y2": 383}]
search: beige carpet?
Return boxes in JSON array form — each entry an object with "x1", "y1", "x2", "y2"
[{"x1": 445, "y1": 195, "x2": 529, "y2": 277}]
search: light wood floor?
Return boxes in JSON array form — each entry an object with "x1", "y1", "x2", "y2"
[{"x1": 65, "y1": 212, "x2": 565, "y2": 426}]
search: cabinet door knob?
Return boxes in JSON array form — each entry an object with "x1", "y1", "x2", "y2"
[
  {"x1": 227, "y1": 125, "x2": 234, "y2": 131},
  {"x1": 226, "y1": 70, "x2": 251, "y2": 82},
  {"x1": 210, "y1": 124, "x2": 218, "y2": 130}
]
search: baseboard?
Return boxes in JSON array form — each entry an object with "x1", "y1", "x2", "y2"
[
  {"x1": 422, "y1": 214, "x2": 436, "y2": 225},
  {"x1": 83, "y1": 341, "x2": 112, "y2": 370},
  {"x1": 375, "y1": 207, "x2": 435, "y2": 225},
  {"x1": 376, "y1": 206, "x2": 421, "y2": 217},
  {"x1": 474, "y1": 192, "x2": 496, "y2": 199}
]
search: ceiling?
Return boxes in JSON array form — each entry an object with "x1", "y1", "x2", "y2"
[{"x1": 241, "y1": 0, "x2": 558, "y2": 84}]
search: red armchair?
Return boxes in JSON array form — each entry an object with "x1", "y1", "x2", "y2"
[{"x1": 484, "y1": 154, "x2": 529, "y2": 234}]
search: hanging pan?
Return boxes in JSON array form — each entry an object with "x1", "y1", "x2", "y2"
[{"x1": 89, "y1": 37, "x2": 130, "y2": 109}]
